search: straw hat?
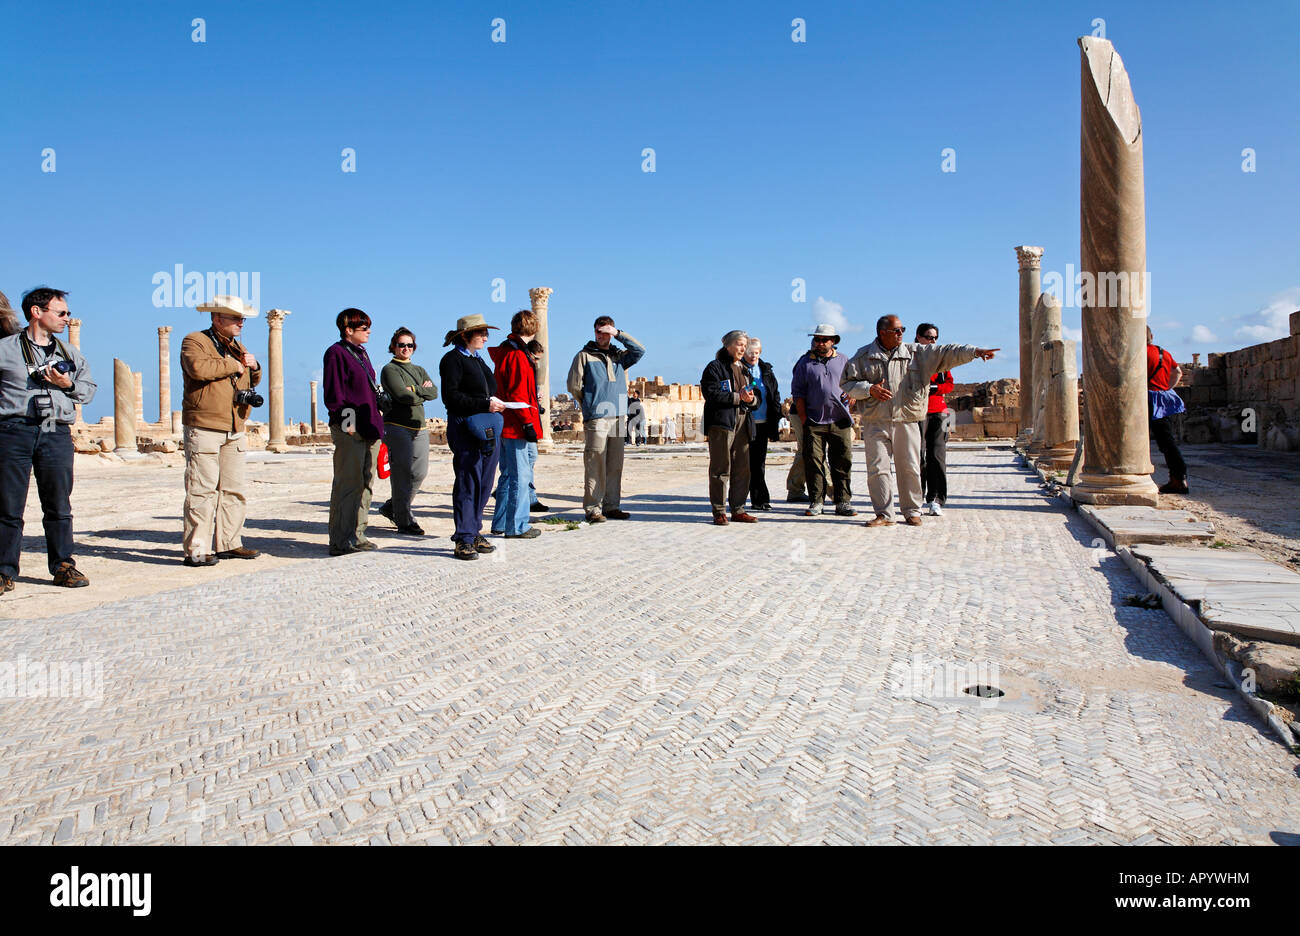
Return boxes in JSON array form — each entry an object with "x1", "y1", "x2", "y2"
[
  {"x1": 197, "y1": 295, "x2": 258, "y2": 319},
  {"x1": 443, "y1": 313, "x2": 499, "y2": 346}
]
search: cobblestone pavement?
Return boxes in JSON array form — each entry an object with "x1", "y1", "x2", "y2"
[{"x1": 2, "y1": 449, "x2": 1298, "y2": 845}]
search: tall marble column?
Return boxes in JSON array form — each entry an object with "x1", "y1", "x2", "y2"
[
  {"x1": 157, "y1": 326, "x2": 172, "y2": 425},
  {"x1": 266, "y1": 309, "x2": 291, "y2": 452},
  {"x1": 133, "y1": 371, "x2": 144, "y2": 426},
  {"x1": 114, "y1": 360, "x2": 137, "y2": 453},
  {"x1": 1014, "y1": 246, "x2": 1044, "y2": 445},
  {"x1": 67, "y1": 318, "x2": 84, "y2": 424},
  {"x1": 528, "y1": 287, "x2": 554, "y2": 452},
  {"x1": 309, "y1": 380, "x2": 319, "y2": 432},
  {"x1": 1072, "y1": 36, "x2": 1157, "y2": 505},
  {"x1": 1027, "y1": 293, "x2": 1063, "y2": 455},
  {"x1": 1035, "y1": 337, "x2": 1081, "y2": 470}
]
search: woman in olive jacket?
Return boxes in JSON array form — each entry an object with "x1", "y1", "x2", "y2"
[{"x1": 378, "y1": 327, "x2": 438, "y2": 535}]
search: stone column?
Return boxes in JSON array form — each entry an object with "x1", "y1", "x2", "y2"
[
  {"x1": 528, "y1": 287, "x2": 554, "y2": 452},
  {"x1": 266, "y1": 309, "x2": 291, "y2": 452},
  {"x1": 133, "y1": 371, "x2": 144, "y2": 426},
  {"x1": 1028, "y1": 293, "x2": 1063, "y2": 455},
  {"x1": 1034, "y1": 338, "x2": 1081, "y2": 470},
  {"x1": 67, "y1": 318, "x2": 84, "y2": 424},
  {"x1": 1014, "y1": 246, "x2": 1044, "y2": 444},
  {"x1": 171, "y1": 411, "x2": 183, "y2": 435},
  {"x1": 1072, "y1": 36, "x2": 1157, "y2": 505},
  {"x1": 157, "y1": 326, "x2": 172, "y2": 425},
  {"x1": 114, "y1": 359, "x2": 137, "y2": 454},
  {"x1": 309, "y1": 380, "x2": 319, "y2": 432}
]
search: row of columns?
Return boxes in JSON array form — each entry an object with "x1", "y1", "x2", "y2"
[{"x1": 1012, "y1": 36, "x2": 1157, "y2": 506}]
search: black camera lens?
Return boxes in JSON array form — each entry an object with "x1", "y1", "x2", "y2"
[{"x1": 51, "y1": 360, "x2": 75, "y2": 375}]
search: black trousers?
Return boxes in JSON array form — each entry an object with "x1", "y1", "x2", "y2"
[
  {"x1": 0, "y1": 418, "x2": 76, "y2": 578},
  {"x1": 919, "y1": 414, "x2": 948, "y2": 505},
  {"x1": 749, "y1": 428, "x2": 771, "y2": 507},
  {"x1": 805, "y1": 422, "x2": 854, "y2": 505},
  {"x1": 1150, "y1": 416, "x2": 1187, "y2": 481}
]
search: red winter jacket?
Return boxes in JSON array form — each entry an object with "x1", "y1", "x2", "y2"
[
  {"x1": 927, "y1": 371, "x2": 953, "y2": 415},
  {"x1": 488, "y1": 335, "x2": 543, "y2": 441}
]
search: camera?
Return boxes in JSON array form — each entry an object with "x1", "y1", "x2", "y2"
[
  {"x1": 50, "y1": 360, "x2": 75, "y2": 376},
  {"x1": 235, "y1": 389, "x2": 264, "y2": 408}
]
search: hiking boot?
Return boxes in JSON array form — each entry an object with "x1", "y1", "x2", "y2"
[
  {"x1": 586, "y1": 512, "x2": 606, "y2": 524},
  {"x1": 506, "y1": 528, "x2": 541, "y2": 539},
  {"x1": 454, "y1": 541, "x2": 479, "y2": 560},
  {"x1": 804, "y1": 507, "x2": 822, "y2": 517},
  {"x1": 379, "y1": 501, "x2": 396, "y2": 524},
  {"x1": 183, "y1": 554, "x2": 219, "y2": 567},
  {"x1": 1, "y1": 573, "x2": 13, "y2": 593},
  {"x1": 216, "y1": 547, "x2": 260, "y2": 559},
  {"x1": 713, "y1": 512, "x2": 729, "y2": 525},
  {"x1": 472, "y1": 535, "x2": 496, "y2": 553},
  {"x1": 604, "y1": 509, "x2": 631, "y2": 520},
  {"x1": 397, "y1": 523, "x2": 425, "y2": 536},
  {"x1": 52, "y1": 562, "x2": 89, "y2": 587},
  {"x1": 354, "y1": 541, "x2": 378, "y2": 552},
  {"x1": 530, "y1": 501, "x2": 550, "y2": 513},
  {"x1": 927, "y1": 501, "x2": 944, "y2": 517},
  {"x1": 328, "y1": 545, "x2": 358, "y2": 556},
  {"x1": 1158, "y1": 479, "x2": 1189, "y2": 495},
  {"x1": 834, "y1": 503, "x2": 858, "y2": 517}
]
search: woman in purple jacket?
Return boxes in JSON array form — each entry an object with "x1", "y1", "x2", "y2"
[{"x1": 323, "y1": 308, "x2": 384, "y2": 555}]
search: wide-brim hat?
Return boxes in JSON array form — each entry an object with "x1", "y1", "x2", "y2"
[
  {"x1": 444, "y1": 313, "x2": 499, "y2": 345},
  {"x1": 808, "y1": 323, "x2": 840, "y2": 342},
  {"x1": 198, "y1": 295, "x2": 258, "y2": 319}
]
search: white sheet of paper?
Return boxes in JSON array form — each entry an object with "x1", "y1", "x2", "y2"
[{"x1": 501, "y1": 401, "x2": 532, "y2": 409}]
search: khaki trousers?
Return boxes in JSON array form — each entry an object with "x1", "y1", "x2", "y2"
[
  {"x1": 707, "y1": 418, "x2": 750, "y2": 513},
  {"x1": 583, "y1": 417, "x2": 625, "y2": 515},
  {"x1": 786, "y1": 410, "x2": 830, "y2": 497},
  {"x1": 329, "y1": 426, "x2": 380, "y2": 550},
  {"x1": 864, "y1": 421, "x2": 923, "y2": 520},
  {"x1": 183, "y1": 426, "x2": 247, "y2": 558}
]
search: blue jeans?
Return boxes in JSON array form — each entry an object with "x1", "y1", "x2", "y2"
[
  {"x1": 493, "y1": 438, "x2": 534, "y2": 536},
  {"x1": 493, "y1": 442, "x2": 538, "y2": 508},
  {"x1": 0, "y1": 418, "x2": 76, "y2": 578}
]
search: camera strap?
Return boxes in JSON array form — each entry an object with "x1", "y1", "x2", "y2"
[
  {"x1": 18, "y1": 330, "x2": 72, "y2": 372},
  {"x1": 205, "y1": 327, "x2": 247, "y2": 391}
]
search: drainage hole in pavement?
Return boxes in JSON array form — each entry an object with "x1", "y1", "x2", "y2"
[{"x1": 963, "y1": 684, "x2": 1005, "y2": 699}]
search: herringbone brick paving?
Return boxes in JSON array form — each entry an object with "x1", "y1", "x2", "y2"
[{"x1": 1, "y1": 449, "x2": 1297, "y2": 844}]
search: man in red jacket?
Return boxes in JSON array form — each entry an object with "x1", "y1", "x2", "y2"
[
  {"x1": 915, "y1": 323, "x2": 954, "y2": 516},
  {"x1": 487, "y1": 310, "x2": 545, "y2": 539}
]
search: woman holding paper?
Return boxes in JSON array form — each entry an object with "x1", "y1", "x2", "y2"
[{"x1": 488, "y1": 310, "x2": 544, "y2": 539}]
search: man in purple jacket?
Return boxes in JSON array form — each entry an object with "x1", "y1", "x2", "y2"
[
  {"x1": 790, "y1": 324, "x2": 856, "y2": 516},
  {"x1": 323, "y1": 308, "x2": 384, "y2": 555}
]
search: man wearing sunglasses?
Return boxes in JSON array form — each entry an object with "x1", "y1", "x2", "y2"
[
  {"x1": 842, "y1": 314, "x2": 997, "y2": 527},
  {"x1": 0, "y1": 287, "x2": 97, "y2": 592}
]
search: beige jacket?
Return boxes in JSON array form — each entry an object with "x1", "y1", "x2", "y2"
[
  {"x1": 841, "y1": 339, "x2": 979, "y2": 423},
  {"x1": 180, "y1": 330, "x2": 262, "y2": 432}
]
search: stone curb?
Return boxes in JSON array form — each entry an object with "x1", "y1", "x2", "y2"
[{"x1": 1018, "y1": 451, "x2": 1298, "y2": 753}]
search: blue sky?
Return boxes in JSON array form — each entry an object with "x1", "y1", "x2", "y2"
[{"x1": 3, "y1": 0, "x2": 1297, "y2": 423}]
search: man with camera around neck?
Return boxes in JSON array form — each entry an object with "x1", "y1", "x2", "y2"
[
  {"x1": 180, "y1": 295, "x2": 263, "y2": 567},
  {"x1": 0, "y1": 286, "x2": 97, "y2": 593}
]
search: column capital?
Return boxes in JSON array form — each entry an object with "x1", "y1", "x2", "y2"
[
  {"x1": 158, "y1": 325, "x2": 172, "y2": 336},
  {"x1": 68, "y1": 317, "x2": 82, "y2": 328},
  {"x1": 528, "y1": 287, "x2": 553, "y2": 310},
  {"x1": 1014, "y1": 246, "x2": 1044, "y2": 271},
  {"x1": 266, "y1": 308, "x2": 291, "y2": 327}
]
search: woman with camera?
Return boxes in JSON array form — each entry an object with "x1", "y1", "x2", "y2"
[
  {"x1": 439, "y1": 314, "x2": 506, "y2": 561},
  {"x1": 487, "y1": 310, "x2": 544, "y2": 540},
  {"x1": 323, "y1": 308, "x2": 384, "y2": 556},
  {"x1": 377, "y1": 327, "x2": 438, "y2": 536}
]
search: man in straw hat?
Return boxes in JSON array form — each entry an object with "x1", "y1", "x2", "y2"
[
  {"x1": 180, "y1": 295, "x2": 263, "y2": 566},
  {"x1": 0, "y1": 286, "x2": 97, "y2": 593},
  {"x1": 791, "y1": 323, "x2": 856, "y2": 517}
]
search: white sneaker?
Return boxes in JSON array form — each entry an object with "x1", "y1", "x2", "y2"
[{"x1": 928, "y1": 502, "x2": 943, "y2": 517}]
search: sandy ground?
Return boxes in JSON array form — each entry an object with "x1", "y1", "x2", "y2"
[
  {"x1": 2, "y1": 442, "x2": 798, "y2": 620},
  {"x1": 1152, "y1": 442, "x2": 1300, "y2": 570}
]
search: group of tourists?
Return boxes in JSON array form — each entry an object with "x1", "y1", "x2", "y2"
[{"x1": 0, "y1": 285, "x2": 1194, "y2": 589}]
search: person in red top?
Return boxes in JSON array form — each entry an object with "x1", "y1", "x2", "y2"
[
  {"x1": 1147, "y1": 326, "x2": 1188, "y2": 494},
  {"x1": 914, "y1": 323, "x2": 954, "y2": 515},
  {"x1": 488, "y1": 310, "x2": 545, "y2": 538}
]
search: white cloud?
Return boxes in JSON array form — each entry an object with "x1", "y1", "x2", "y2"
[
  {"x1": 1190, "y1": 325, "x2": 1219, "y2": 343},
  {"x1": 1062, "y1": 326, "x2": 1083, "y2": 342},
  {"x1": 811, "y1": 296, "x2": 862, "y2": 336},
  {"x1": 1231, "y1": 287, "x2": 1300, "y2": 342}
]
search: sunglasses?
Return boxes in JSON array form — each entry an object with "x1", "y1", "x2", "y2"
[
  {"x1": 884, "y1": 327, "x2": 906, "y2": 335},
  {"x1": 349, "y1": 324, "x2": 371, "y2": 331},
  {"x1": 812, "y1": 336, "x2": 834, "y2": 342},
  {"x1": 919, "y1": 334, "x2": 938, "y2": 341},
  {"x1": 39, "y1": 307, "x2": 72, "y2": 318},
  {"x1": 395, "y1": 342, "x2": 415, "y2": 349}
]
